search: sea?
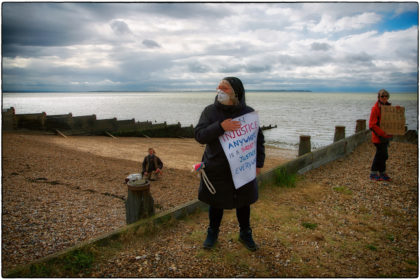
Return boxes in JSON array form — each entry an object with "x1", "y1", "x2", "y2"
[{"x1": 2, "y1": 91, "x2": 418, "y2": 150}]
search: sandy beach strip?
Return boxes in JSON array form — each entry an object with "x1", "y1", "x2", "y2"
[{"x1": 1, "y1": 131, "x2": 295, "y2": 271}]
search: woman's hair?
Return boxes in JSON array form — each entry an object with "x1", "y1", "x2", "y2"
[
  {"x1": 377, "y1": 89, "x2": 390, "y2": 99},
  {"x1": 148, "y1": 148, "x2": 155, "y2": 154},
  {"x1": 223, "y1": 77, "x2": 245, "y2": 102}
]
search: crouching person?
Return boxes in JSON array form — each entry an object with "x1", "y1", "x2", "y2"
[{"x1": 142, "y1": 148, "x2": 163, "y2": 181}]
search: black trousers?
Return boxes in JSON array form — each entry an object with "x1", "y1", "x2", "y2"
[
  {"x1": 371, "y1": 143, "x2": 389, "y2": 173},
  {"x1": 209, "y1": 205, "x2": 250, "y2": 230}
]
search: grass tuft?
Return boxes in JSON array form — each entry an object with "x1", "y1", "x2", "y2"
[
  {"x1": 301, "y1": 222, "x2": 318, "y2": 230},
  {"x1": 386, "y1": 234, "x2": 395, "y2": 242},
  {"x1": 29, "y1": 263, "x2": 52, "y2": 277},
  {"x1": 366, "y1": 244, "x2": 378, "y2": 251},
  {"x1": 274, "y1": 167, "x2": 297, "y2": 188},
  {"x1": 63, "y1": 249, "x2": 94, "y2": 274},
  {"x1": 332, "y1": 185, "x2": 353, "y2": 195}
]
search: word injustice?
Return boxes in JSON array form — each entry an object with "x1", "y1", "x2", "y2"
[{"x1": 220, "y1": 120, "x2": 258, "y2": 143}]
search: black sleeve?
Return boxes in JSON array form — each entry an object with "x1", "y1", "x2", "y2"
[
  {"x1": 194, "y1": 107, "x2": 225, "y2": 145},
  {"x1": 256, "y1": 127, "x2": 265, "y2": 168}
]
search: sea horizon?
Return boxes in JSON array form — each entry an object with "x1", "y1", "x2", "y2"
[{"x1": 3, "y1": 90, "x2": 418, "y2": 94}]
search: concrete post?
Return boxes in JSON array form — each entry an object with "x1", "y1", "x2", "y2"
[
  {"x1": 334, "y1": 126, "x2": 345, "y2": 142},
  {"x1": 125, "y1": 181, "x2": 154, "y2": 224},
  {"x1": 298, "y1": 135, "x2": 311, "y2": 156},
  {"x1": 355, "y1": 119, "x2": 366, "y2": 133}
]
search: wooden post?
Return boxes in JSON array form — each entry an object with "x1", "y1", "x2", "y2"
[
  {"x1": 298, "y1": 135, "x2": 311, "y2": 156},
  {"x1": 125, "y1": 181, "x2": 154, "y2": 224},
  {"x1": 355, "y1": 119, "x2": 366, "y2": 133},
  {"x1": 334, "y1": 126, "x2": 345, "y2": 142}
]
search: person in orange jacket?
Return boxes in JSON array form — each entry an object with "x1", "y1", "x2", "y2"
[{"x1": 369, "y1": 89, "x2": 393, "y2": 181}]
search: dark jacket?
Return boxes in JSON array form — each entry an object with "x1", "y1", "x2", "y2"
[
  {"x1": 142, "y1": 154, "x2": 163, "y2": 174},
  {"x1": 369, "y1": 100, "x2": 392, "y2": 144},
  {"x1": 194, "y1": 96, "x2": 265, "y2": 209}
]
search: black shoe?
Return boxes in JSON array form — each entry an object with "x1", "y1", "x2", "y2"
[
  {"x1": 239, "y1": 228, "x2": 258, "y2": 251},
  {"x1": 203, "y1": 227, "x2": 219, "y2": 249}
]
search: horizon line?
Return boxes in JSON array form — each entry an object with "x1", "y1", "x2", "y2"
[{"x1": 3, "y1": 89, "x2": 418, "y2": 94}]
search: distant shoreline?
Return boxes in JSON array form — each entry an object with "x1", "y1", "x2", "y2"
[
  {"x1": 4, "y1": 90, "x2": 419, "y2": 94},
  {"x1": 4, "y1": 89, "x2": 312, "y2": 93}
]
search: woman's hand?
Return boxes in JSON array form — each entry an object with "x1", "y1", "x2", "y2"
[
  {"x1": 221, "y1": 119, "x2": 241, "y2": 131},
  {"x1": 256, "y1": 168, "x2": 261, "y2": 175}
]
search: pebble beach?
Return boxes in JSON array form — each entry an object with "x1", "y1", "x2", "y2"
[
  {"x1": 1, "y1": 131, "x2": 417, "y2": 276},
  {"x1": 1, "y1": 131, "x2": 294, "y2": 272}
]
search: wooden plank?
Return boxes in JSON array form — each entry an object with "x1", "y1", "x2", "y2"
[
  {"x1": 55, "y1": 129, "x2": 67, "y2": 138},
  {"x1": 105, "y1": 131, "x2": 117, "y2": 139}
]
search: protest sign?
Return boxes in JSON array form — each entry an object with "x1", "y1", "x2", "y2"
[
  {"x1": 380, "y1": 106, "x2": 406, "y2": 135},
  {"x1": 219, "y1": 111, "x2": 259, "y2": 189}
]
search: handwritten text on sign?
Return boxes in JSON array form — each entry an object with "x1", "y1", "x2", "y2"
[
  {"x1": 219, "y1": 111, "x2": 259, "y2": 189},
  {"x1": 380, "y1": 105, "x2": 406, "y2": 136}
]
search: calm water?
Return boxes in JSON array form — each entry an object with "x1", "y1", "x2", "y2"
[{"x1": 2, "y1": 91, "x2": 418, "y2": 150}]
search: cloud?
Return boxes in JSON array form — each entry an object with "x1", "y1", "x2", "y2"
[
  {"x1": 188, "y1": 63, "x2": 210, "y2": 73},
  {"x1": 309, "y1": 12, "x2": 382, "y2": 34},
  {"x1": 1, "y1": 2, "x2": 418, "y2": 92},
  {"x1": 110, "y1": 20, "x2": 132, "y2": 35},
  {"x1": 342, "y1": 52, "x2": 375, "y2": 67},
  {"x1": 142, "y1": 39, "x2": 161, "y2": 49},
  {"x1": 310, "y1": 42, "x2": 332, "y2": 51}
]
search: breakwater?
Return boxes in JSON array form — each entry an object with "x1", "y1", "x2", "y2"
[
  {"x1": 2, "y1": 107, "x2": 194, "y2": 138},
  {"x1": 2, "y1": 107, "x2": 277, "y2": 138}
]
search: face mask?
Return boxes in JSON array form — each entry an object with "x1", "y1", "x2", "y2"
[{"x1": 217, "y1": 89, "x2": 231, "y2": 104}]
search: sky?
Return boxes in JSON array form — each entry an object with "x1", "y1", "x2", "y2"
[{"x1": 2, "y1": 2, "x2": 419, "y2": 93}]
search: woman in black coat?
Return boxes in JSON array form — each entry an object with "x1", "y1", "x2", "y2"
[{"x1": 194, "y1": 77, "x2": 265, "y2": 251}]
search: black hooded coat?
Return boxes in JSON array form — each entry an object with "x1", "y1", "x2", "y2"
[{"x1": 194, "y1": 79, "x2": 265, "y2": 209}]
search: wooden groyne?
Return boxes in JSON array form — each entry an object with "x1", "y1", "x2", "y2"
[
  {"x1": 2, "y1": 107, "x2": 194, "y2": 138},
  {"x1": 2, "y1": 107, "x2": 278, "y2": 138}
]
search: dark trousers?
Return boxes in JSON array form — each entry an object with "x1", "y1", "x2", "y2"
[
  {"x1": 371, "y1": 143, "x2": 389, "y2": 173},
  {"x1": 209, "y1": 205, "x2": 250, "y2": 231}
]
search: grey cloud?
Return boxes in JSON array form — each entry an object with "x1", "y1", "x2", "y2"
[
  {"x1": 342, "y1": 52, "x2": 374, "y2": 66},
  {"x1": 142, "y1": 3, "x2": 230, "y2": 19},
  {"x1": 111, "y1": 50, "x2": 176, "y2": 81},
  {"x1": 1, "y1": 2, "x2": 417, "y2": 93},
  {"x1": 218, "y1": 63, "x2": 272, "y2": 74},
  {"x1": 389, "y1": 71, "x2": 418, "y2": 86},
  {"x1": 311, "y1": 42, "x2": 331, "y2": 51},
  {"x1": 277, "y1": 54, "x2": 333, "y2": 67},
  {"x1": 142, "y1": 40, "x2": 161, "y2": 49},
  {"x1": 219, "y1": 65, "x2": 244, "y2": 73},
  {"x1": 188, "y1": 63, "x2": 210, "y2": 73},
  {"x1": 2, "y1": 2, "x2": 229, "y2": 56},
  {"x1": 78, "y1": 2, "x2": 231, "y2": 21},
  {"x1": 111, "y1": 20, "x2": 131, "y2": 35},
  {"x1": 2, "y1": 3, "x2": 93, "y2": 48},
  {"x1": 204, "y1": 41, "x2": 256, "y2": 57},
  {"x1": 245, "y1": 65, "x2": 272, "y2": 73},
  {"x1": 2, "y1": 45, "x2": 41, "y2": 58}
]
